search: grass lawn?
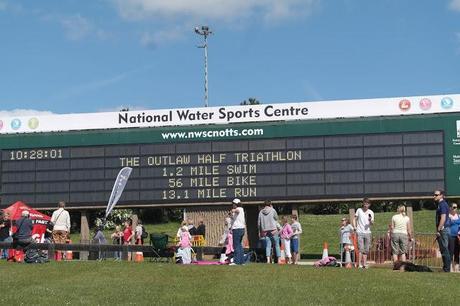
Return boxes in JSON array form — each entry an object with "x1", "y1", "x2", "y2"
[
  {"x1": 298, "y1": 209, "x2": 435, "y2": 255},
  {"x1": 1, "y1": 261, "x2": 458, "y2": 305},
  {"x1": 71, "y1": 210, "x2": 436, "y2": 256}
]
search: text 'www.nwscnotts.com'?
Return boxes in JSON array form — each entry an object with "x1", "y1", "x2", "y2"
[{"x1": 161, "y1": 128, "x2": 264, "y2": 140}]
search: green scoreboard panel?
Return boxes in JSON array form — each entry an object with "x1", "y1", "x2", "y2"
[{"x1": 0, "y1": 113, "x2": 459, "y2": 209}]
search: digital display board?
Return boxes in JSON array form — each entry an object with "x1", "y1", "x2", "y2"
[{"x1": 0, "y1": 131, "x2": 445, "y2": 208}]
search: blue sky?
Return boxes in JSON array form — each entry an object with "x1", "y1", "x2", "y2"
[{"x1": 1, "y1": 0, "x2": 460, "y2": 115}]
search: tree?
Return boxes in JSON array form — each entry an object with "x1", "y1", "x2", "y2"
[{"x1": 240, "y1": 97, "x2": 261, "y2": 105}]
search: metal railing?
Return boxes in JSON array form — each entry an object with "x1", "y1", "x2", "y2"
[
  {"x1": 0, "y1": 241, "x2": 224, "y2": 262},
  {"x1": 349, "y1": 231, "x2": 442, "y2": 268}
]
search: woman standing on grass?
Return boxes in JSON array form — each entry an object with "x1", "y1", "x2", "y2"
[
  {"x1": 448, "y1": 203, "x2": 460, "y2": 272},
  {"x1": 390, "y1": 205, "x2": 411, "y2": 262},
  {"x1": 280, "y1": 216, "x2": 293, "y2": 264}
]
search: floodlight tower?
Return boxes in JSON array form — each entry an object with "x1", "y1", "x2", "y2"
[{"x1": 195, "y1": 25, "x2": 213, "y2": 107}]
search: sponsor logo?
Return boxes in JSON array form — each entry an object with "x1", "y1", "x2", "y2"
[
  {"x1": 399, "y1": 99, "x2": 411, "y2": 111},
  {"x1": 28, "y1": 117, "x2": 39, "y2": 129},
  {"x1": 11, "y1": 119, "x2": 21, "y2": 130},
  {"x1": 441, "y1": 97, "x2": 453, "y2": 109},
  {"x1": 419, "y1": 98, "x2": 431, "y2": 111},
  {"x1": 0, "y1": 120, "x2": 3, "y2": 130}
]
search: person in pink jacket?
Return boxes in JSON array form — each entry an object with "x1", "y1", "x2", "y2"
[
  {"x1": 179, "y1": 226, "x2": 192, "y2": 264},
  {"x1": 280, "y1": 216, "x2": 294, "y2": 264}
]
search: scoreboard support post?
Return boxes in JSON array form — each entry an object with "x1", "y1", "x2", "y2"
[
  {"x1": 80, "y1": 211, "x2": 90, "y2": 260},
  {"x1": 244, "y1": 205, "x2": 260, "y2": 249},
  {"x1": 131, "y1": 214, "x2": 138, "y2": 245}
]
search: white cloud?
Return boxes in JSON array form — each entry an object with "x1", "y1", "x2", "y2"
[
  {"x1": 59, "y1": 14, "x2": 92, "y2": 41},
  {"x1": 0, "y1": 0, "x2": 23, "y2": 12},
  {"x1": 141, "y1": 27, "x2": 185, "y2": 48},
  {"x1": 449, "y1": 0, "x2": 460, "y2": 11},
  {"x1": 112, "y1": 0, "x2": 319, "y2": 47},
  {"x1": 0, "y1": 1, "x2": 7, "y2": 11},
  {"x1": 40, "y1": 13, "x2": 111, "y2": 42},
  {"x1": 0, "y1": 109, "x2": 55, "y2": 117},
  {"x1": 112, "y1": 0, "x2": 319, "y2": 23}
]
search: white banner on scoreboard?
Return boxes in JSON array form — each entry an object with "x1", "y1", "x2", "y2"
[{"x1": 0, "y1": 94, "x2": 459, "y2": 135}]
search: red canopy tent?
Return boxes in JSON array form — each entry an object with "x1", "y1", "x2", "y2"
[{"x1": 4, "y1": 201, "x2": 51, "y2": 243}]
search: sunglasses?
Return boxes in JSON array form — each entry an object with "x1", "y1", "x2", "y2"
[
  {"x1": 453, "y1": 206, "x2": 458, "y2": 209},
  {"x1": 433, "y1": 193, "x2": 441, "y2": 196}
]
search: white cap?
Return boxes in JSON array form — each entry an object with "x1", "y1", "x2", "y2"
[
  {"x1": 21, "y1": 210, "x2": 30, "y2": 217},
  {"x1": 232, "y1": 198, "x2": 241, "y2": 204}
]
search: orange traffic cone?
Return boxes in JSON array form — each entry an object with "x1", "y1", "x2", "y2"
[
  {"x1": 278, "y1": 243, "x2": 286, "y2": 265},
  {"x1": 66, "y1": 239, "x2": 73, "y2": 260},
  {"x1": 135, "y1": 251, "x2": 144, "y2": 262},
  {"x1": 322, "y1": 242, "x2": 329, "y2": 260}
]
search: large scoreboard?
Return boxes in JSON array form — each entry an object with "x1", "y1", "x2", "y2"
[{"x1": 1, "y1": 96, "x2": 460, "y2": 209}]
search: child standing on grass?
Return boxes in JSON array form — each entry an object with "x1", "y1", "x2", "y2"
[
  {"x1": 179, "y1": 225, "x2": 192, "y2": 264},
  {"x1": 340, "y1": 218, "x2": 355, "y2": 265},
  {"x1": 111, "y1": 226, "x2": 123, "y2": 260},
  {"x1": 280, "y1": 216, "x2": 293, "y2": 264},
  {"x1": 290, "y1": 214, "x2": 302, "y2": 264}
]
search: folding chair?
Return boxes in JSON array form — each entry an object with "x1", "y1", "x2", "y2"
[{"x1": 149, "y1": 233, "x2": 174, "y2": 263}]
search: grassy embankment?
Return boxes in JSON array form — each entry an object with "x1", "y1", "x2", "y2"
[{"x1": 72, "y1": 210, "x2": 435, "y2": 255}]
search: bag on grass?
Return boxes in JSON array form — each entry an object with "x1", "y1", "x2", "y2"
[{"x1": 24, "y1": 249, "x2": 49, "y2": 264}]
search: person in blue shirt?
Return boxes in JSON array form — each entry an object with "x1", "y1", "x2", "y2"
[
  {"x1": 448, "y1": 203, "x2": 460, "y2": 272},
  {"x1": 434, "y1": 190, "x2": 451, "y2": 272}
]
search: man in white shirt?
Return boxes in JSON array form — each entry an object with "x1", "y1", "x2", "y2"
[
  {"x1": 353, "y1": 198, "x2": 374, "y2": 268},
  {"x1": 51, "y1": 201, "x2": 71, "y2": 260},
  {"x1": 231, "y1": 198, "x2": 246, "y2": 265}
]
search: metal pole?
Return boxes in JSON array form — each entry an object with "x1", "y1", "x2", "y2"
[
  {"x1": 195, "y1": 26, "x2": 212, "y2": 108},
  {"x1": 204, "y1": 34, "x2": 209, "y2": 108}
]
